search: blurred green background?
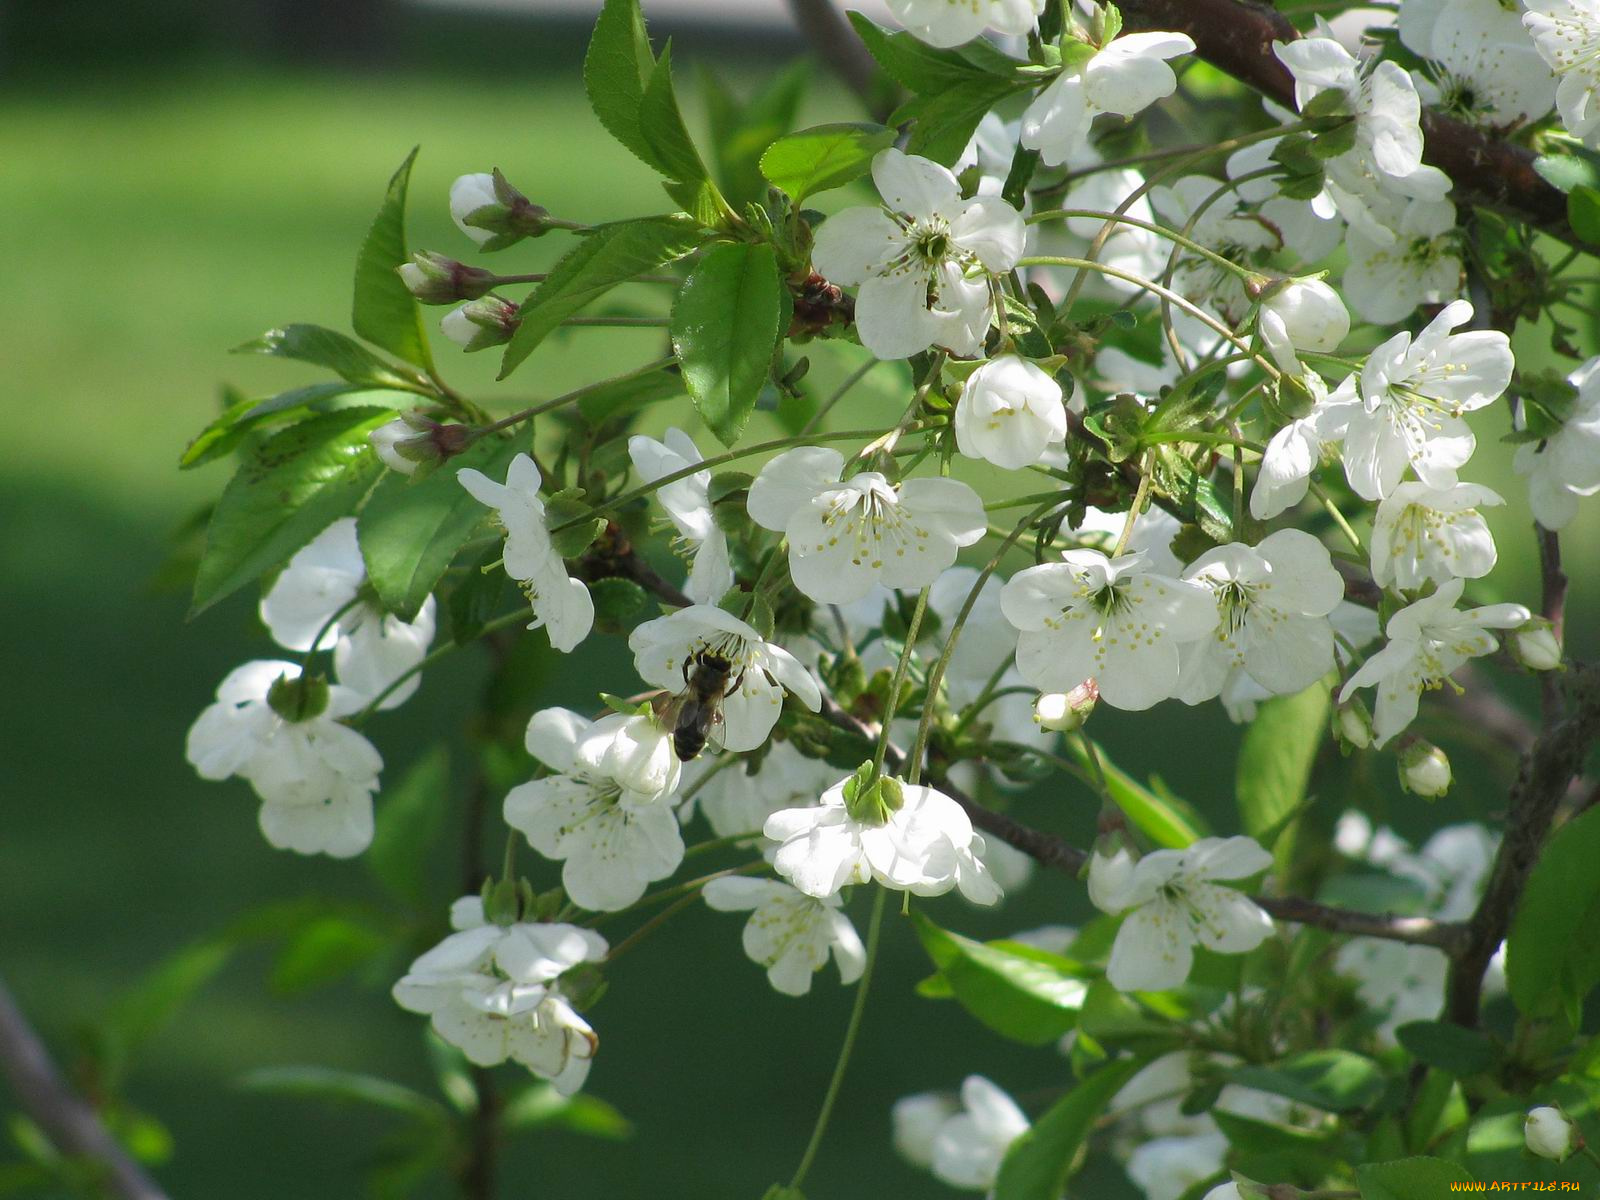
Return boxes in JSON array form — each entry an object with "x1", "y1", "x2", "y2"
[{"x1": 3, "y1": 2, "x2": 1597, "y2": 1196}]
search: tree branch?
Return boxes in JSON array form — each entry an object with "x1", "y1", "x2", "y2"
[
  {"x1": 0, "y1": 975, "x2": 170, "y2": 1200},
  {"x1": 785, "y1": 0, "x2": 884, "y2": 115},
  {"x1": 1446, "y1": 663, "x2": 1600, "y2": 1027},
  {"x1": 1112, "y1": 0, "x2": 1572, "y2": 243}
]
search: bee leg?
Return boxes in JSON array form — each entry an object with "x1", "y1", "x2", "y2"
[{"x1": 726, "y1": 670, "x2": 747, "y2": 699}]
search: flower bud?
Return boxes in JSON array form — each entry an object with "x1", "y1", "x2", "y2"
[
  {"x1": 1086, "y1": 835, "x2": 1137, "y2": 914},
  {"x1": 842, "y1": 765, "x2": 903, "y2": 826},
  {"x1": 369, "y1": 411, "x2": 473, "y2": 475},
  {"x1": 601, "y1": 713, "x2": 680, "y2": 804},
  {"x1": 1510, "y1": 618, "x2": 1563, "y2": 672},
  {"x1": 1257, "y1": 277, "x2": 1350, "y2": 376},
  {"x1": 1525, "y1": 1105, "x2": 1577, "y2": 1161},
  {"x1": 1334, "y1": 696, "x2": 1373, "y2": 751},
  {"x1": 266, "y1": 671, "x2": 329, "y2": 722},
  {"x1": 450, "y1": 170, "x2": 555, "y2": 251},
  {"x1": 1034, "y1": 681, "x2": 1098, "y2": 732},
  {"x1": 442, "y1": 296, "x2": 520, "y2": 352},
  {"x1": 1397, "y1": 738, "x2": 1452, "y2": 798},
  {"x1": 397, "y1": 251, "x2": 498, "y2": 304}
]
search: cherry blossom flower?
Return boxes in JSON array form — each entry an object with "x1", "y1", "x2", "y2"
[
  {"x1": 701, "y1": 876, "x2": 865, "y2": 996},
  {"x1": 1369, "y1": 481, "x2": 1502, "y2": 589},
  {"x1": 886, "y1": 0, "x2": 1044, "y2": 49},
  {"x1": 929, "y1": 1077, "x2": 1030, "y2": 1193},
  {"x1": 627, "y1": 428, "x2": 734, "y2": 605},
  {"x1": 503, "y1": 708, "x2": 685, "y2": 911},
  {"x1": 1176, "y1": 530, "x2": 1346, "y2": 705},
  {"x1": 1249, "y1": 370, "x2": 1360, "y2": 520},
  {"x1": 811, "y1": 149, "x2": 1024, "y2": 359},
  {"x1": 185, "y1": 661, "x2": 380, "y2": 858},
  {"x1": 1090, "y1": 836, "x2": 1275, "y2": 992},
  {"x1": 954, "y1": 355, "x2": 1068, "y2": 469},
  {"x1": 1339, "y1": 578, "x2": 1531, "y2": 746},
  {"x1": 628, "y1": 605, "x2": 820, "y2": 754},
  {"x1": 391, "y1": 898, "x2": 605, "y2": 1093},
  {"x1": 1227, "y1": 136, "x2": 1345, "y2": 265},
  {"x1": 765, "y1": 777, "x2": 1001, "y2": 904},
  {"x1": 746, "y1": 446, "x2": 986, "y2": 605},
  {"x1": 258, "y1": 518, "x2": 435, "y2": 710},
  {"x1": 1526, "y1": 1106, "x2": 1579, "y2": 1161},
  {"x1": 1346, "y1": 300, "x2": 1514, "y2": 500},
  {"x1": 1524, "y1": 0, "x2": 1600, "y2": 146},
  {"x1": 893, "y1": 1093, "x2": 959, "y2": 1169},
  {"x1": 1342, "y1": 196, "x2": 1463, "y2": 324},
  {"x1": 1020, "y1": 31, "x2": 1197, "y2": 167},
  {"x1": 458, "y1": 453, "x2": 593, "y2": 652},
  {"x1": 1150, "y1": 175, "x2": 1282, "y2": 323},
  {"x1": 1514, "y1": 355, "x2": 1600, "y2": 529},
  {"x1": 1400, "y1": 0, "x2": 1555, "y2": 126},
  {"x1": 1257, "y1": 278, "x2": 1350, "y2": 376},
  {"x1": 1001, "y1": 549, "x2": 1218, "y2": 710}
]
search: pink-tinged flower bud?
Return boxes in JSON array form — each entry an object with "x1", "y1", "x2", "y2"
[
  {"x1": 442, "y1": 296, "x2": 520, "y2": 352},
  {"x1": 1511, "y1": 618, "x2": 1562, "y2": 672},
  {"x1": 397, "y1": 251, "x2": 498, "y2": 305},
  {"x1": 1525, "y1": 1106, "x2": 1577, "y2": 1161},
  {"x1": 450, "y1": 170, "x2": 555, "y2": 251},
  {"x1": 1397, "y1": 737, "x2": 1451, "y2": 798},
  {"x1": 1034, "y1": 680, "x2": 1098, "y2": 732},
  {"x1": 369, "y1": 411, "x2": 474, "y2": 476}
]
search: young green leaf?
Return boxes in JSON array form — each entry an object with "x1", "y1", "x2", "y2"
[
  {"x1": 670, "y1": 241, "x2": 789, "y2": 446},
  {"x1": 1062, "y1": 738, "x2": 1207, "y2": 849},
  {"x1": 1569, "y1": 185, "x2": 1600, "y2": 244},
  {"x1": 901, "y1": 76, "x2": 1024, "y2": 166},
  {"x1": 190, "y1": 406, "x2": 392, "y2": 615},
  {"x1": 1230, "y1": 1050, "x2": 1386, "y2": 1112},
  {"x1": 357, "y1": 433, "x2": 521, "y2": 621},
  {"x1": 499, "y1": 216, "x2": 704, "y2": 379},
  {"x1": 912, "y1": 912, "x2": 1086, "y2": 1045},
  {"x1": 640, "y1": 45, "x2": 732, "y2": 226},
  {"x1": 1235, "y1": 680, "x2": 1329, "y2": 876},
  {"x1": 181, "y1": 384, "x2": 414, "y2": 470},
  {"x1": 239, "y1": 1066, "x2": 447, "y2": 1122},
  {"x1": 367, "y1": 745, "x2": 450, "y2": 909},
  {"x1": 270, "y1": 915, "x2": 390, "y2": 994},
  {"x1": 234, "y1": 324, "x2": 428, "y2": 392},
  {"x1": 353, "y1": 146, "x2": 433, "y2": 372},
  {"x1": 1506, "y1": 804, "x2": 1600, "y2": 1016},
  {"x1": 1394, "y1": 1021, "x2": 1496, "y2": 1078},
  {"x1": 583, "y1": 0, "x2": 659, "y2": 170},
  {"x1": 703, "y1": 61, "x2": 810, "y2": 209},
  {"x1": 1357, "y1": 1156, "x2": 1475, "y2": 1200},
  {"x1": 758, "y1": 123, "x2": 895, "y2": 203},
  {"x1": 847, "y1": 13, "x2": 1016, "y2": 93},
  {"x1": 577, "y1": 363, "x2": 686, "y2": 424},
  {"x1": 993, "y1": 1059, "x2": 1144, "y2": 1200}
]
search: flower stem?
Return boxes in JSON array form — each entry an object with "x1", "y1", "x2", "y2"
[
  {"x1": 1025, "y1": 207, "x2": 1258, "y2": 282},
  {"x1": 1112, "y1": 456, "x2": 1154, "y2": 557},
  {"x1": 477, "y1": 356, "x2": 676, "y2": 436},
  {"x1": 801, "y1": 359, "x2": 881, "y2": 436},
  {"x1": 872, "y1": 587, "x2": 931, "y2": 777},
  {"x1": 1312, "y1": 481, "x2": 1363, "y2": 552},
  {"x1": 788, "y1": 886, "x2": 887, "y2": 1192},
  {"x1": 299, "y1": 593, "x2": 365, "y2": 672}
]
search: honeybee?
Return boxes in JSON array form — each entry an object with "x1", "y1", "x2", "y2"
[{"x1": 654, "y1": 648, "x2": 744, "y2": 761}]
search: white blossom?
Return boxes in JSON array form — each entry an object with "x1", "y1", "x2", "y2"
[
  {"x1": 893, "y1": 1093, "x2": 959, "y2": 1168},
  {"x1": 812, "y1": 148, "x2": 1024, "y2": 359},
  {"x1": 503, "y1": 708, "x2": 685, "y2": 912},
  {"x1": 1150, "y1": 175, "x2": 1282, "y2": 324},
  {"x1": 1339, "y1": 578, "x2": 1531, "y2": 746},
  {"x1": 627, "y1": 428, "x2": 734, "y2": 605},
  {"x1": 1176, "y1": 530, "x2": 1346, "y2": 705},
  {"x1": 1090, "y1": 836, "x2": 1275, "y2": 992},
  {"x1": 1068, "y1": 505, "x2": 1185, "y2": 576},
  {"x1": 449, "y1": 173, "x2": 499, "y2": 246},
  {"x1": 1258, "y1": 278, "x2": 1350, "y2": 376},
  {"x1": 1342, "y1": 196, "x2": 1463, "y2": 324},
  {"x1": 457, "y1": 453, "x2": 593, "y2": 652},
  {"x1": 185, "y1": 661, "x2": 380, "y2": 859},
  {"x1": 765, "y1": 777, "x2": 1001, "y2": 904},
  {"x1": 746, "y1": 446, "x2": 986, "y2": 605},
  {"x1": 1514, "y1": 355, "x2": 1600, "y2": 529},
  {"x1": 1346, "y1": 300, "x2": 1514, "y2": 500},
  {"x1": 1249, "y1": 370, "x2": 1360, "y2": 519},
  {"x1": 955, "y1": 355, "x2": 1068, "y2": 469},
  {"x1": 258, "y1": 518, "x2": 435, "y2": 710},
  {"x1": 1525, "y1": 0, "x2": 1600, "y2": 146},
  {"x1": 1400, "y1": 0, "x2": 1555, "y2": 126},
  {"x1": 391, "y1": 899, "x2": 605, "y2": 1094},
  {"x1": 886, "y1": 0, "x2": 1044, "y2": 48},
  {"x1": 929, "y1": 1077, "x2": 1030, "y2": 1193},
  {"x1": 628, "y1": 605, "x2": 821, "y2": 754},
  {"x1": 702, "y1": 876, "x2": 865, "y2": 996},
  {"x1": 1002, "y1": 549, "x2": 1218, "y2": 710},
  {"x1": 1126, "y1": 1133, "x2": 1230, "y2": 1200},
  {"x1": 1526, "y1": 1106, "x2": 1578, "y2": 1161},
  {"x1": 1369, "y1": 481, "x2": 1502, "y2": 589},
  {"x1": 1227, "y1": 136, "x2": 1344, "y2": 265},
  {"x1": 1020, "y1": 31, "x2": 1197, "y2": 167}
]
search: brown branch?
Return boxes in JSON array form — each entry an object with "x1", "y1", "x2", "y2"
[
  {"x1": 785, "y1": 0, "x2": 884, "y2": 116},
  {"x1": 1446, "y1": 663, "x2": 1600, "y2": 1027},
  {"x1": 1539, "y1": 527, "x2": 1568, "y2": 722},
  {"x1": 0, "y1": 974, "x2": 170, "y2": 1200},
  {"x1": 1114, "y1": 0, "x2": 1572, "y2": 243}
]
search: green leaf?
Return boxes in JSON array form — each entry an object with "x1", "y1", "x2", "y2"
[
  {"x1": 357, "y1": 433, "x2": 521, "y2": 621},
  {"x1": 589, "y1": 577, "x2": 651, "y2": 628},
  {"x1": 499, "y1": 217, "x2": 704, "y2": 379},
  {"x1": 993, "y1": 1059, "x2": 1143, "y2": 1200},
  {"x1": 583, "y1": 0, "x2": 659, "y2": 171},
  {"x1": 353, "y1": 147, "x2": 432, "y2": 371},
  {"x1": 847, "y1": 13, "x2": 1017, "y2": 92},
  {"x1": 759, "y1": 123, "x2": 895, "y2": 203},
  {"x1": 190, "y1": 407, "x2": 391, "y2": 615},
  {"x1": 181, "y1": 384, "x2": 415, "y2": 470},
  {"x1": 99, "y1": 939, "x2": 233, "y2": 1086},
  {"x1": 1536, "y1": 147, "x2": 1600, "y2": 194},
  {"x1": 1507, "y1": 804, "x2": 1600, "y2": 1016},
  {"x1": 1235, "y1": 680, "x2": 1328, "y2": 876},
  {"x1": 240, "y1": 1066, "x2": 446, "y2": 1122},
  {"x1": 703, "y1": 61, "x2": 810, "y2": 209},
  {"x1": 1063, "y1": 739, "x2": 1206, "y2": 849},
  {"x1": 1395, "y1": 1021, "x2": 1496, "y2": 1078},
  {"x1": 234, "y1": 324, "x2": 426, "y2": 391},
  {"x1": 501, "y1": 1083, "x2": 633, "y2": 1139},
  {"x1": 1230, "y1": 1050, "x2": 1386, "y2": 1112},
  {"x1": 270, "y1": 915, "x2": 389, "y2": 994},
  {"x1": 1570, "y1": 185, "x2": 1600, "y2": 244},
  {"x1": 368, "y1": 746, "x2": 450, "y2": 908},
  {"x1": 639, "y1": 44, "x2": 710, "y2": 186},
  {"x1": 901, "y1": 76, "x2": 1024, "y2": 167},
  {"x1": 912, "y1": 913, "x2": 1086, "y2": 1045},
  {"x1": 577, "y1": 363, "x2": 686, "y2": 425},
  {"x1": 1357, "y1": 1156, "x2": 1474, "y2": 1200},
  {"x1": 670, "y1": 242, "x2": 787, "y2": 447}
]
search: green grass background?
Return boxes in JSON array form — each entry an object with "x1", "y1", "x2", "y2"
[{"x1": 2, "y1": 19, "x2": 1597, "y2": 1199}]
